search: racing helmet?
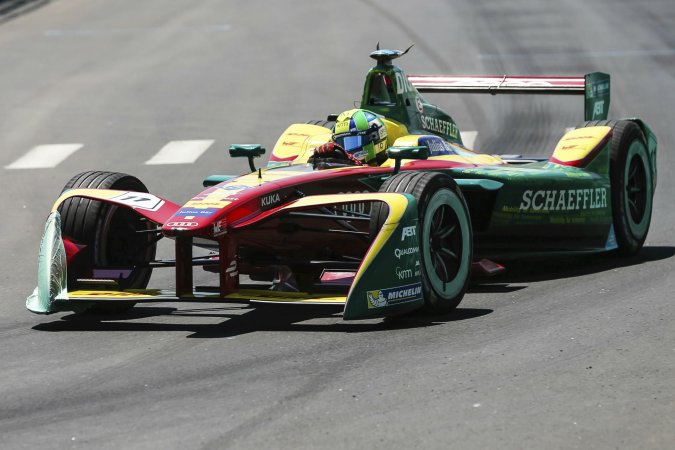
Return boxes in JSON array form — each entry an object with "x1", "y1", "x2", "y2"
[{"x1": 333, "y1": 109, "x2": 388, "y2": 164}]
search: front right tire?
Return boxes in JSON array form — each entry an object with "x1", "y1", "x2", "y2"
[{"x1": 372, "y1": 171, "x2": 472, "y2": 312}]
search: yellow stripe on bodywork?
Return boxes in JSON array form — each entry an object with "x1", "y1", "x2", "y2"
[
  {"x1": 69, "y1": 290, "x2": 161, "y2": 299},
  {"x1": 552, "y1": 126, "x2": 611, "y2": 163},
  {"x1": 382, "y1": 118, "x2": 409, "y2": 147},
  {"x1": 270, "y1": 123, "x2": 332, "y2": 163},
  {"x1": 68, "y1": 289, "x2": 346, "y2": 304},
  {"x1": 227, "y1": 290, "x2": 346, "y2": 304},
  {"x1": 51, "y1": 189, "x2": 130, "y2": 212}
]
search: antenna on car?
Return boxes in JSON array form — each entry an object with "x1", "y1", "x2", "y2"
[{"x1": 370, "y1": 44, "x2": 414, "y2": 65}]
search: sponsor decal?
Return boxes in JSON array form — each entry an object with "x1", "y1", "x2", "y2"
[
  {"x1": 589, "y1": 80, "x2": 610, "y2": 97},
  {"x1": 401, "y1": 225, "x2": 416, "y2": 241},
  {"x1": 592, "y1": 100, "x2": 605, "y2": 119},
  {"x1": 111, "y1": 192, "x2": 165, "y2": 212},
  {"x1": 212, "y1": 218, "x2": 227, "y2": 236},
  {"x1": 419, "y1": 136, "x2": 453, "y2": 156},
  {"x1": 395, "y1": 72, "x2": 415, "y2": 94},
  {"x1": 225, "y1": 259, "x2": 238, "y2": 277},
  {"x1": 562, "y1": 135, "x2": 599, "y2": 141},
  {"x1": 337, "y1": 190, "x2": 370, "y2": 216},
  {"x1": 351, "y1": 150, "x2": 366, "y2": 160},
  {"x1": 395, "y1": 266, "x2": 413, "y2": 280},
  {"x1": 342, "y1": 202, "x2": 367, "y2": 216},
  {"x1": 367, "y1": 282, "x2": 423, "y2": 308},
  {"x1": 177, "y1": 208, "x2": 218, "y2": 217},
  {"x1": 419, "y1": 115, "x2": 459, "y2": 139},
  {"x1": 395, "y1": 246, "x2": 419, "y2": 259},
  {"x1": 167, "y1": 221, "x2": 198, "y2": 228},
  {"x1": 519, "y1": 188, "x2": 608, "y2": 212},
  {"x1": 218, "y1": 184, "x2": 253, "y2": 191},
  {"x1": 185, "y1": 201, "x2": 229, "y2": 208},
  {"x1": 261, "y1": 192, "x2": 282, "y2": 210},
  {"x1": 415, "y1": 96, "x2": 424, "y2": 113}
]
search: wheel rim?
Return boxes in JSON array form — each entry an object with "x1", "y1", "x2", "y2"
[
  {"x1": 429, "y1": 204, "x2": 462, "y2": 281},
  {"x1": 623, "y1": 141, "x2": 652, "y2": 238},
  {"x1": 421, "y1": 189, "x2": 470, "y2": 299},
  {"x1": 97, "y1": 205, "x2": 155, "y2": 287}
]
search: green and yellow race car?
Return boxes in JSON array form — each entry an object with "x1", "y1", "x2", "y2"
[{"x1": 27, "y1": 47, "x2": 657, "y2": 320}]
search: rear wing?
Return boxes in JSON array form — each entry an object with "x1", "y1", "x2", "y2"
[{"x1": 408, "y1": 72, "x2": 610, "y2": 121}]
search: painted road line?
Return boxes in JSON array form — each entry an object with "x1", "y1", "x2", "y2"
[
  {"x1": 145, "y1": 140, "x2": 214, "y2": 165},
  {"x1": 5, "y1": 144, "x2": 83, "y2": 169},
  {"x1": 460, "y1": 131, "x2": 478, "y2": 148}
]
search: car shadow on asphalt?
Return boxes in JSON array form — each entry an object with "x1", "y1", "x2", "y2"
[
  {"x1": 32, "y1": 305, "x2": 493, "y2": 338},
  {"x1": 34, "y1": 247, "x2": 670, "y2": 337},
  {"x1": 473, "y1": 245, "x2": 675, "y2": 286}
]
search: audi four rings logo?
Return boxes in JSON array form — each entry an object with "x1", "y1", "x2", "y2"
[{"x1": 167, "y1": 221, "x2": 198, "y2": 227}]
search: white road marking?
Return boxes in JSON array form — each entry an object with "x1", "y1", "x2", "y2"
[
  {"x1": 460, "y1": 131, "x2": 478, "y2": 148},
  {"x1": 5, "y1": 144, "x2": 83, "y2": 169},
  {"x1": 145, "y1": 140, "x2": 214, "y2": 165},
  {"x1": 44, "y1": 25, "x2": 231, "y2": 38}
]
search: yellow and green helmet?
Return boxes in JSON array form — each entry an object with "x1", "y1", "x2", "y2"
[{"x1": 333, "y1": 109, "x2": 388, "y2": 164}]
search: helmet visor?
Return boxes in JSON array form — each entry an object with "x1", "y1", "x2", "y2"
[
  {"x1": 338, "y1": 135, "x2": 365, "y2": 152},
  {"x1": 334, "y1": 127, "x2": 380, "y2": 153}
]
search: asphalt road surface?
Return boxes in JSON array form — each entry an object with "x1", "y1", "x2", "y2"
[{"x1": 1, "y1": 1, "x2": 674, "y2": 449}]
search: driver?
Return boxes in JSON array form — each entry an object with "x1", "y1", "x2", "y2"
[{"x1": 312, "y1": 109, "x2": 389, "y2": 167}]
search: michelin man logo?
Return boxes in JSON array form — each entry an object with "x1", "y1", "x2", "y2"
[{"x1": 367, "y1": 290, "x2": 388, "y2": 308}]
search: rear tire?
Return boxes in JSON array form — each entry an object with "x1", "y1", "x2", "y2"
[
  {"x1": 306, "y1": 119, "x2": 335, "y2": 129},
  {"x1": 580, "y1": 120, "x2": 653, "y2": 255},
  {"x1": 59, "y1": 171, "x2": 157, "y2": 313},
  {"x1": 371, "y1": 171, "x2": 472, "y2": 312}
]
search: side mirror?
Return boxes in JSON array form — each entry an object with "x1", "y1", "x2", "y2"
[
  {"x1": 386, "y1": 146, "x2": 429, "y2": 174},
  {"x1": 229, "y1": 144, "x2": 266, "y2": 172}
]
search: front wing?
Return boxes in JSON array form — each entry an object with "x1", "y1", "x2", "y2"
[{"x1": 27, "y1": 193, "x2": 424, "y2": 320}]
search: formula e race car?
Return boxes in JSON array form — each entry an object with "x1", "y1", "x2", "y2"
[{"x1": 27, "y1": 47, "x2": 657, "y2": 320}]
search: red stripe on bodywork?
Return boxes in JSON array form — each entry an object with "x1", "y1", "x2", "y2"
[{"x1": 269, "y1": 154, "x2": 297, "y2": 162}]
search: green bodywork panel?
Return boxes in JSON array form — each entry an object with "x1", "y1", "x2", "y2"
[
  {"x1": 27, "y1": 211, "x2": 68, "y2": 314},
  {"x1": 343, "y1": 193, "x2": 423, "y2": 320},
  {"x1": 360, "y1": 55, "x2": 611, "y2": 144},
  {"x1": 203, "y1": 174, "x2": 237, "y2": 187},
  {"x1": 455, "y1": 178, "x2": 504, "y2": 191},
  {"x1": 584, "y1": 72, "x2": 610, "y2": 121},
  {"x1": 229, "y1": 144, "x2": 266, "y2": 172},
  {"x1": 361, "y1": 63, "x2": 463, "y2": 144},
  {"x1": 450, "y1": 142, "x2": 615, "y2": 255}
]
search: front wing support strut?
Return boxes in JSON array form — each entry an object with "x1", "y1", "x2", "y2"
[
  {"x1": 219, "y1": 236, "x2": 239, "y2": 297},
  {"x1": 176, "y1": 236, "x2": 193, "y2": 297}
]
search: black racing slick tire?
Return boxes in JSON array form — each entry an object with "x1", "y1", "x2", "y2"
[
  {"x1": 58, "y1": 171, "x2": 157, "y2": 313},
  {"x1": 306, "y1": 119, "x2": 336, "y2": 129},
  {"x1": 371, "y1": 171, "x2": 472, "y2": 313},
  {"x1": 581, "y1": 120, "x2": 654, "y2": 255}
]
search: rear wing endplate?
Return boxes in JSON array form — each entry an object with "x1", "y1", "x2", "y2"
[{"x1": 408, "y1": 72, "x2": 610, "y2": 121}]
